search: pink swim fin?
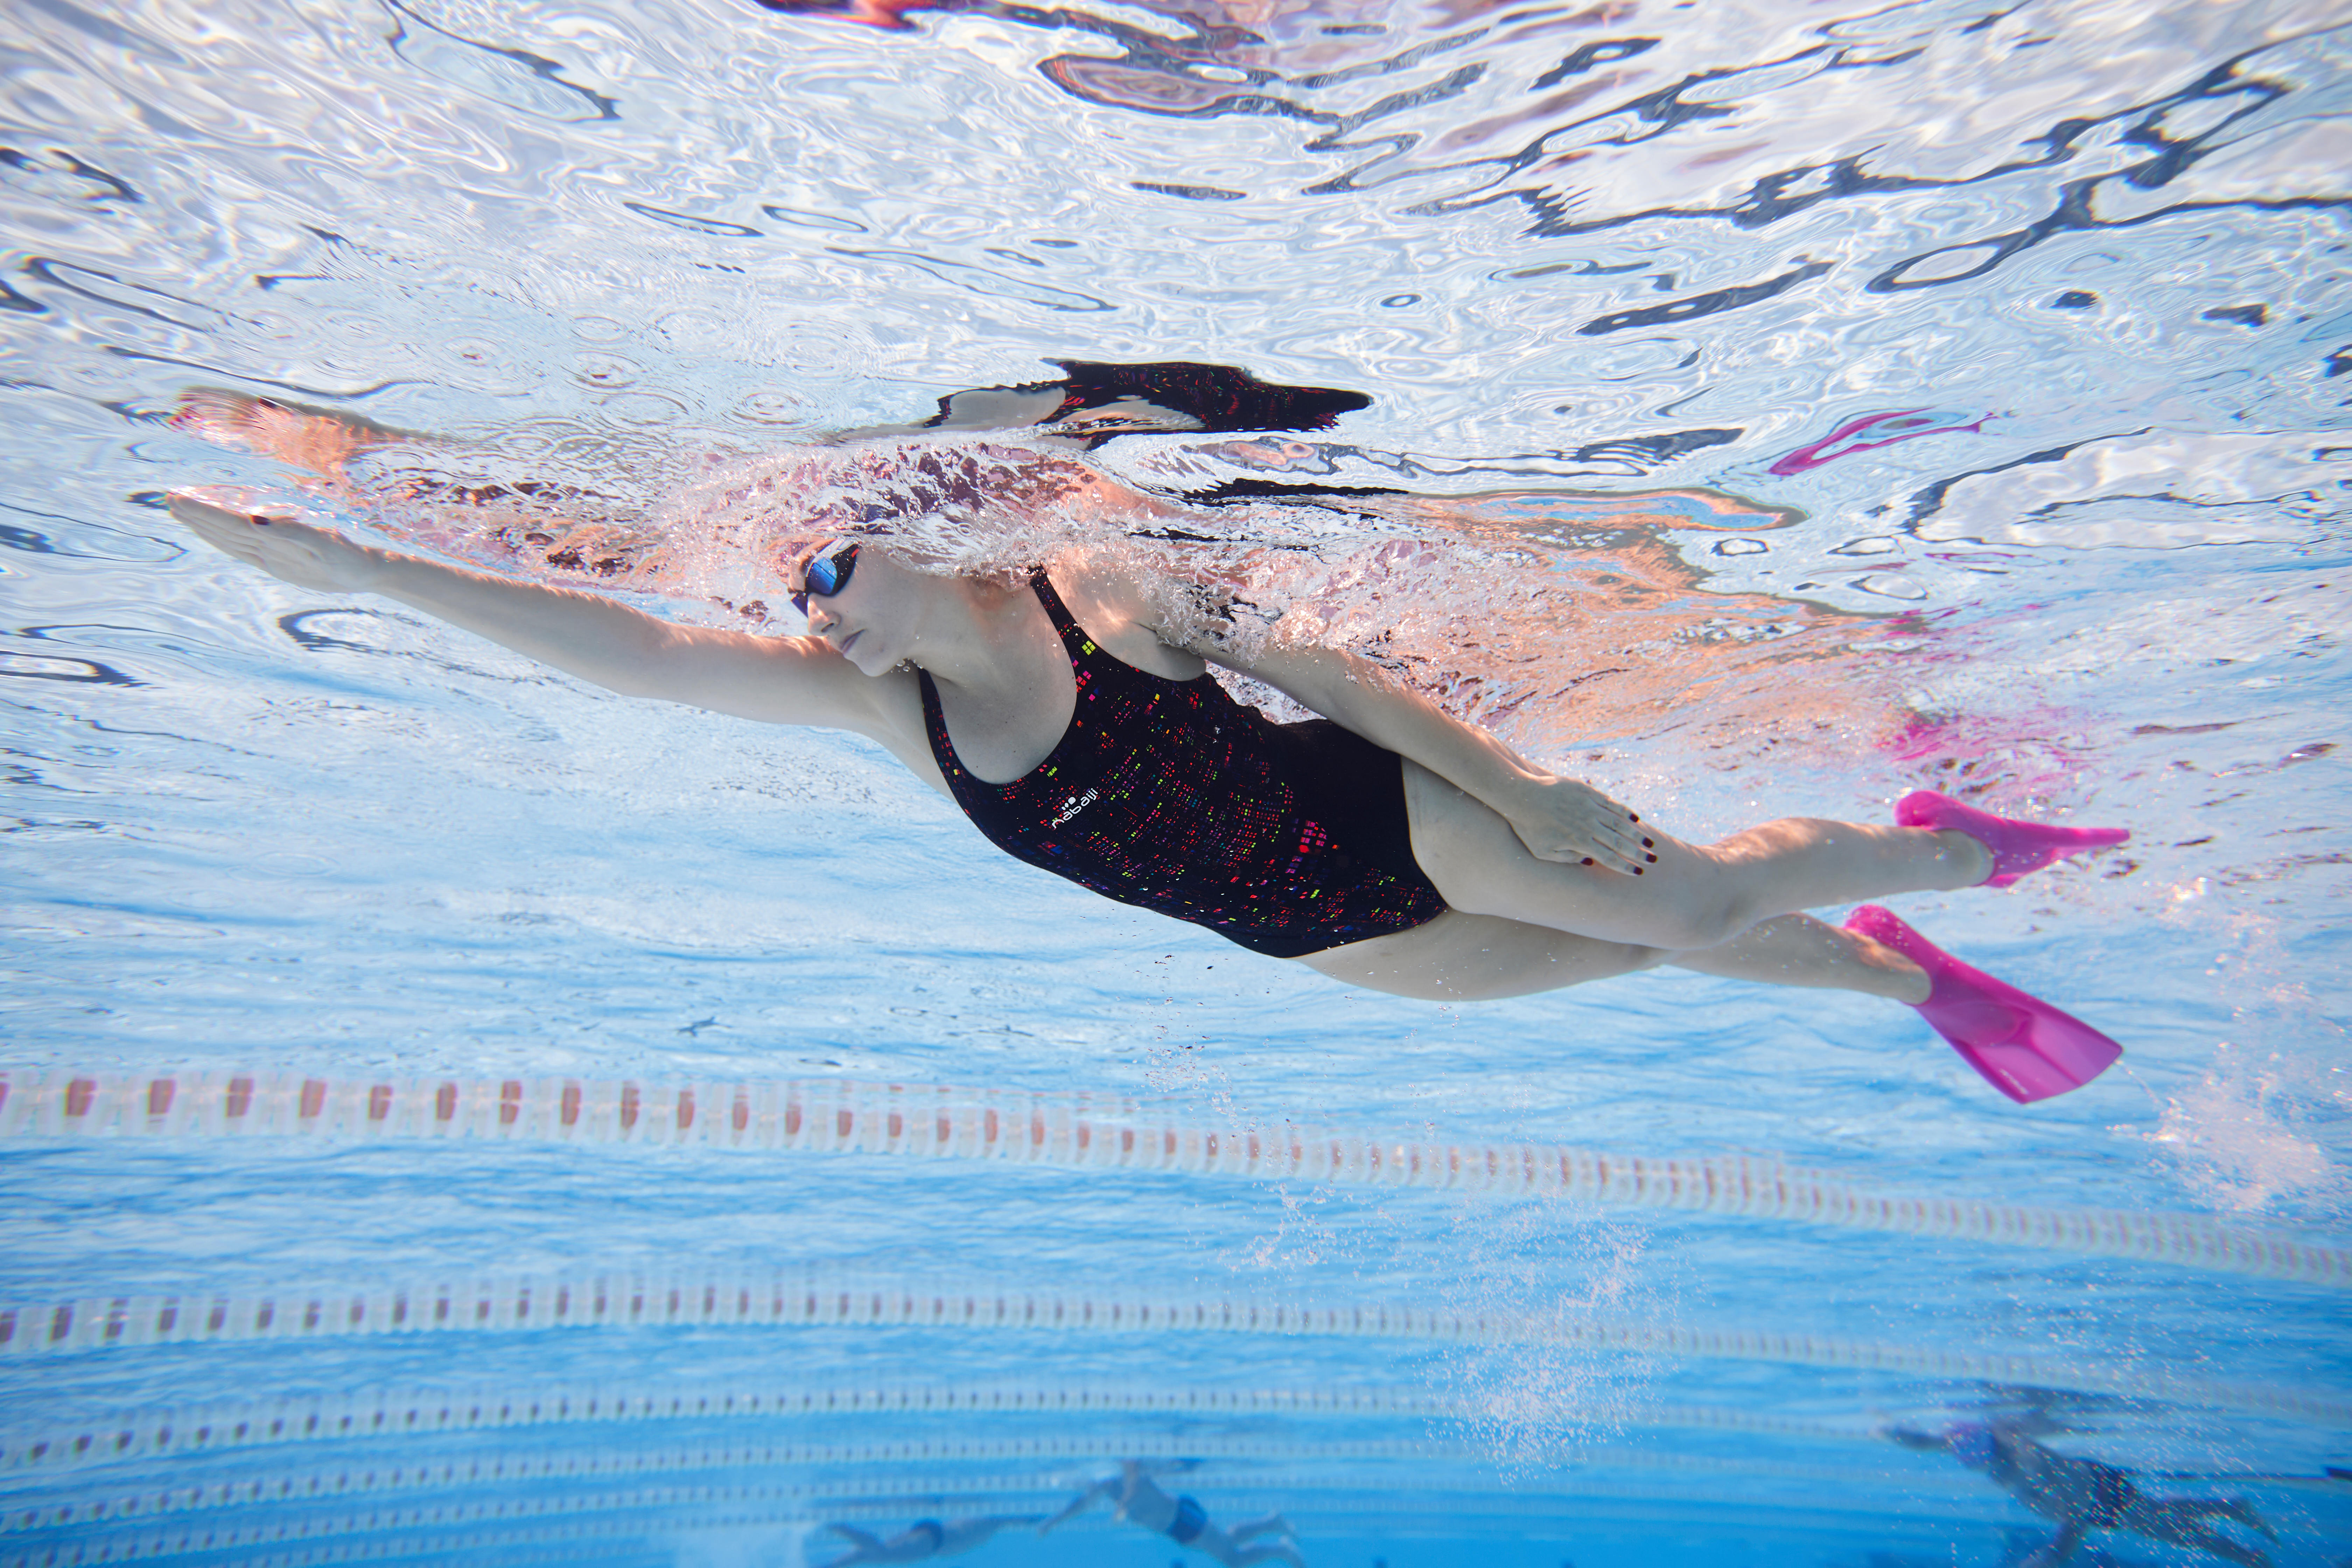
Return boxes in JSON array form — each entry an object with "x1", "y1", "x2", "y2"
[
  {"x1": 1895, "y1": 789, "x2": 2129, "y2": 888},
  {"x1": 1845, "y1": 905, "x2": 2122, "y2": 1104}
]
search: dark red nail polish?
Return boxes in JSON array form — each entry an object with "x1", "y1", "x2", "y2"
[
  {"x1": 1634, "y1": 867, "x2": 1645, "y2": 875},
  {"x1": 1645, "y1": 853, "x2": 1657, "y2": 862}
]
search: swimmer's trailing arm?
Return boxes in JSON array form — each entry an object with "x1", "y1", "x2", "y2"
[
  {"x1": 166, "y1": 492, "x2": 883, "y2": 732},
  {"x1": 1201, "y1": 638, "x2": 1654, "y2": 876}
]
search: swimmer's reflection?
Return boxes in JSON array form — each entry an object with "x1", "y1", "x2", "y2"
[
  {"x1": 807, "y1": 1465, "x2": 1300, "y2": 1566},
  {"x1": 1888, "y1": 1423, "x2": 2278, "y2": 1568},
  {"x1": 814, "y1": 1514, "x2": 1038, "y2": 1565},
  {"x1": 830, "y1": 358, "x2": 1369, "y2": 449},
  {"x1": 1042, "y1": 1462, "x2": 1304, "y2": 1567},
  {"x1": 169, "y1": 371, "x2": 2134, "y2": 1108}
]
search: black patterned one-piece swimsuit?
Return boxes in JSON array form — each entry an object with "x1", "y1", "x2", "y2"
[{"x1": 917, "y1": 575, "x2": 1450, "y2": 959}]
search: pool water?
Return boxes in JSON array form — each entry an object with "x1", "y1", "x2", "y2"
[{"x1": 2, "y1": 0, "x2": 2347, "y2": 1563}]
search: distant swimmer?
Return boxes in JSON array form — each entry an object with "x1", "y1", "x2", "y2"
[
  {"x1": 1890, "y1": 1423, "x2": 2278, "y2": 1567},
  {"x1": 1043, "y1": 1462, "x2": 1304, "y2": 1567},
  {"x1": 813, "y1": 1515, "x2": 1040, "y2": 1565},
  {"x1": 167, "y1": 373, "x2": 2133, "y2": 1103}
]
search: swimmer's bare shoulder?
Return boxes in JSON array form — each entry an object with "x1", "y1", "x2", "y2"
[
  {"x1": 1045, "y1": 555, "x2": 1213, "y2": 681},
  {"x1": 167, "y1": 490, "x2": 905, "y2": 742}
]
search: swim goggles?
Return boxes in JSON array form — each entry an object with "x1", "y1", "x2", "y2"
[{"x1": 789, "y1": 541, "x2": 859, "y2": 617}]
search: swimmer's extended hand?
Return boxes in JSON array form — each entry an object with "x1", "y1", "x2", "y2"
[
  {"x1": 1501, "y1": 774, "x2": 1653, "y2": 876},
  {"x1": 168, "y1": 488, "x2": 894, "y2": 737},
  {"x1": 169, "y1": 491, "x2": 384, "y2": 592}
]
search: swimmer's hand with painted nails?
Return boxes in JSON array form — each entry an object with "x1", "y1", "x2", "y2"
[
  {"x1": 1203, "y1": 638, "x2": 1662, "y2": 879},
  {"x1": 1502, "y1": 774, "x2": 1654, "y2": 876},
  {"x1": 169, "y1": 491, "x2": 384, "y2": 594}
]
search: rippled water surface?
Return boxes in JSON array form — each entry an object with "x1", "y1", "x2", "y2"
[{"x1": 3, "y1": 0, "x2": 2349, "y2": 1563}]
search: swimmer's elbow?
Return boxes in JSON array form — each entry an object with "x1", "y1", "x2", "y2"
[
  {"x1": 1267, "y1": 646, "x2": 1414, "y2": 729},
  {"x1": 1218, "y1": 640, "x2": 1371, "y2": 717}
]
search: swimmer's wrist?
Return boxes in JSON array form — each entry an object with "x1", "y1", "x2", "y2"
[
  {"x1": 1495, "y1": 763, "x2": 1562, "y2": 798},
  {"x1": 1465, "y1": 769, "x2": 1554, "y2": 825}
]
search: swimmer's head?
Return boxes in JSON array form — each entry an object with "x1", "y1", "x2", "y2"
[
  {"x1": 784, "y1": 535, "x2": 971, "y2": 676},
  {"x1": 776, "y1": 510, "x2": 906, "y2": 601},
  {"x1": 787, "y1": 539, "x2": 860, "y2": 618}
]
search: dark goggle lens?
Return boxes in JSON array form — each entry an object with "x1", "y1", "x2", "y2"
[{"x1": 789, "y1": 544, "x2": 858, "y2": 616}]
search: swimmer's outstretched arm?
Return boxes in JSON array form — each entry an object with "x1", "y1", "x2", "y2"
[
  {"x1": 1038, "y1": 1474, "x2": 1119, "y2": 1533},
  {"x1": 167, "y1": 493, "x2": 889, "y2": 734},
  {"x1": 1199, "y1": 636, "x2": 1651, "y2": 876}
]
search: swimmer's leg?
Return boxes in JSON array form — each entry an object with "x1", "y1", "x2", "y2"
[
  {"x1": 1300, "y1": 910, "x2": 1921, "y2": 1002},
  {"x1": 1228, "y1": 1513, "x2": 1296, "y2": 1545},
  {"x1": 1231, "y1": 1546, "x2": 1307, "y2": 1568},
  {"x1": 2201, "y1": 1498, "x2": 2278, "y2": 1540},
  {"x1": 1663, "y1": 913, "x2": 1927, "y2": 1000},
  {"x1": 1300, "y1": 911, "x2": 1662, "y2": 1000},
  {"x1": 2013, "y1": 1522, "x2": 2086, "y2": 1568},
  {"x1": 2118, "y1": 1500, "x2": 2273, "y2": 1568},
  {"x1": 1306, "y1": 901, "x2": 2129, "y2": 1105},
  {"x1": 1402, "y1": 763, "x2": 1992, "y2": 952}
]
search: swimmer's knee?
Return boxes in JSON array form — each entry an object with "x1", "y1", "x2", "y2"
[
  {"x1": 1533, "y1": 935, "x2": 1667, "y2": 987},
  {"x1": 1648, "y1": 882, "x2": 1762, "y2": 950},
  {"x1": 1697, "y1": 909, "x2": 1751, "y2": 948}
]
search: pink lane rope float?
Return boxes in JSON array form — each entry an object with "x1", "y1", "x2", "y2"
[{"x1": 1896, "y1": 789, "x2": 2131, "y2": 888}]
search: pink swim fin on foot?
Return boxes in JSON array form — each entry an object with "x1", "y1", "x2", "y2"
[
  {"x1": 1845, "y1": 905, "x2": 2122, "y2": 1104},
  {"x1": 1895, "y1": 789, "x2": 2129, "y2": 888}
]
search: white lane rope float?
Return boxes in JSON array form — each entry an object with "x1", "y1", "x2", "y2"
[
  {"x1": 0, "y1": 1447, "x2": 2008, "y2": 1568},
  {"x1": 0, "y1": 1384, "x2": 1865, "y2": 1479},
  {"x1": 3, "y1": 1068, "x2": 2342, "y2": 1287},
  {"x1": 5, "y1": 1415, "x2": 1971, "y2": 1534},
  {"x1": 2, "y1": 1274, "x2": 2341, "y2": 1427}
]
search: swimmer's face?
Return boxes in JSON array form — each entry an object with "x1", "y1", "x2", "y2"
[{"x1": 791, "y1": 539, "x2": 918, "y2": 675}]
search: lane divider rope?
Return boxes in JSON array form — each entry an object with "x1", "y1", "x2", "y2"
[
  {"x1": 1, "y1": 1384, "x2": 1857, "y2": 1477},
  {"x1": 0, "y1": 1453, "x2": 2012, "y2": 1568},
  {"x1": 2, "y1": 1274, "x2": 2340, "y2": 1426},
  {"x1": 6, "y1": 1420, "x2": 1954, "y2": 1535},
  {"x1": 2, "y1": 1068, "x2": 2342, "y2": 1287}
]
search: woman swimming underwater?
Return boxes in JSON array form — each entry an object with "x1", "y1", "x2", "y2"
[{"x1": 166, "y1": 376, "x2": 2130, "y2": 1104}]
